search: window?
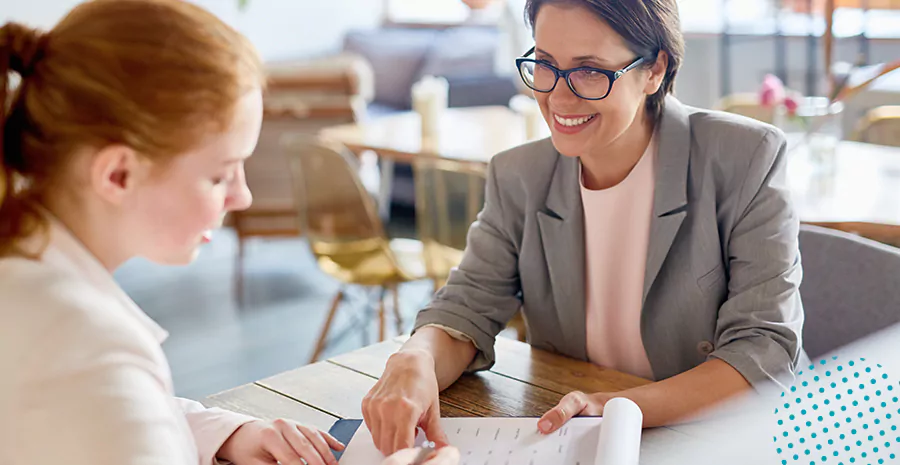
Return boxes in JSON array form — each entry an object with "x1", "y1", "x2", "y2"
[{"x1": 384, "y1": 0, "x2": 503, "y2": 26}]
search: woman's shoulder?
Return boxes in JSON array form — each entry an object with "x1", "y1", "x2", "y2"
[
  {"x1": 683, "y1": 105, "x2": 788, "y2": 186},
  {"x1": 490, "y1": 137, "x2": 560, "y2": 179},
  {"x1": 486, "y1": 136, "x2": 563, "y2": 205},
  {"x1": 0, "y1": 256, "x2": 155, "y2": 372},
  {"x1": 686, "y1": 105, "x2": 786, "y2": 153},
  {"x1": 0, "y1": 255, "x2": 101, "y2": 318}
]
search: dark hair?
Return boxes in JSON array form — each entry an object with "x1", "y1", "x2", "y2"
[{"x1": 525, "y1": 0, "x2": 684, "y2": 122}]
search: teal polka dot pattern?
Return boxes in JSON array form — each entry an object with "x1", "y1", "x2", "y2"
[{"x1": 774, "y1": 357, "x2": 900, "y2": 464}]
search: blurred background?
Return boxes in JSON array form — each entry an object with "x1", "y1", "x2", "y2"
[{"x1": 3, "y1": 0, "x2": 898, "y2": 401}]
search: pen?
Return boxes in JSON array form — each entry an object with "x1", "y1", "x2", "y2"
[{"x1": 409, "y1": 441, "x2": 436, "y2": 465}]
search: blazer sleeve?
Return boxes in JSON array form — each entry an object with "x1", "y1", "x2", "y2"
[
  {"x1": 413, "y1": 157, "x2": 523, "y2": 372},
  {"x1": 708, "y1": 128, "x2": 805, "y2": 389}
]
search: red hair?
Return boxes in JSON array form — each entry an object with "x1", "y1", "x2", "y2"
[{"x1": 0, "y1": 0, "x2": 265, "y2": 257}]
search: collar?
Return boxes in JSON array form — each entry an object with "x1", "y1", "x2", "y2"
[{"x1": 34, "y1": 210, "x2": 170, "y2": 344}]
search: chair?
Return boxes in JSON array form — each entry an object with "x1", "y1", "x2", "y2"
[
  {"x1": 715, "y1": 93, "x2": 777, "y2": 125},
  {"x1": 413, "y1": 158, "x2": 485, "y2": 289},
  {"x1": 412, "y1": 157, "x2": 527, "y2": 341},
  {"x1": 284, "y1": 136, "x2": 427, "y2": 362},
  {"x1": 852, "y1": 105, "x2": 900, "y2": 147},
  {"x1": 798, "y1": 225, "x2": 900, "y2": 360},
  {"x1": 229, "y1": 54, "x2": 373, "y2": 305}
]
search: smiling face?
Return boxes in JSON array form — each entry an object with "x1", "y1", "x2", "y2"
[{"x1": 531, "y1": 3, "x2": 660, "y2": 159}]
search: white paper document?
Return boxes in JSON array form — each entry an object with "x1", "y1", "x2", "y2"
[{"x1": 339, "y1": 398, "x2": 643, "y2": 465}]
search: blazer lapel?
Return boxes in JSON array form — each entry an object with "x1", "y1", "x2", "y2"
[
  {"x1": 537, "y1": 153, "x2": 587, "y2": 360},
  {"x1": 642, "y1": 95, "x2": 692, "y2": 305}
]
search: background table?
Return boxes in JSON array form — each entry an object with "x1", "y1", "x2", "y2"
[{"x1": 319, "y1": 106, "x2": 900, "y2": 242}]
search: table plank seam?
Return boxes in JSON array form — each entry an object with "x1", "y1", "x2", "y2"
[
  {"x1": 251, "y1": 381, "x2": 347, "y2": 421},
  {"x1": 325, "y1": 359, "x2": 381, "y2": 380}
]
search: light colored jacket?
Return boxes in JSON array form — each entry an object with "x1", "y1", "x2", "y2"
[
  {"x1": 0, "y1": 214, "x2": 255, "y2": 465},
  {"x1": 415, "y1": 96, "x2": 805, "y2": 388}
]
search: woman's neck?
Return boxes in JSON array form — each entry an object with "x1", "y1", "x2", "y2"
[
  {"x1": 580, "y1": 112, "x2": 655, "y2": 191},
  {"x1": 43, "y1": 195, "x2": 129, "y2": 272}
]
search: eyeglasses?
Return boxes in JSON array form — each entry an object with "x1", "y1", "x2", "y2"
[{"x1": 516, "y1": 46, "x2": 645, "y2": 100}]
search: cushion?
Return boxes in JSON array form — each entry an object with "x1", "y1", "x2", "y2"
[
  {"x1": 343, "y1": 28, "x2": 438, "y2": 109},
  {"x1": 416, "y1": 27, "x2": 500, "y2": 80}
]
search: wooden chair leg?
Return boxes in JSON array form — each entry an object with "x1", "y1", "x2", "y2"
[
  {"x1": 391, "y1": 284, "x2": 403, "y2": 336},
  {"x1": 378, "y1": 287, "x2": 387, "y2": 342},
  {"x1": 310, "y1": 289, "x2": 344, "y2": 363}
]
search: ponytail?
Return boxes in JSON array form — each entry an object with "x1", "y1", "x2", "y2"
[
  {"x1": 0, "y1": 23, "x2": 47, "y2": 258},
  {"x1": 1, "y1": 1, "x2": 264, "y2": 258}
]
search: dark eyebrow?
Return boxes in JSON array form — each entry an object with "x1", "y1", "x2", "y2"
[
  {"x1": 535, "y1": 47, "x2": 613, "y2": 67},
  {"x1": 573, "y1": 54, "x2": 611, "y2": 65}
]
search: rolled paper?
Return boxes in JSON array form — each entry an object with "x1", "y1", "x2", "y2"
[{"x1": 595, "y1": 397, "x2": 643, "y2": 465}]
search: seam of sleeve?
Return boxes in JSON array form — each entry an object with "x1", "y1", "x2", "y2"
[
  {"x1": 488, "y1": 159, "x2": 512, "y2": 245},
  {"x1": 732, "y1": 128, "x2": 779, "y2": 234},
  {"x1": 418, "y1": 323, "x2": 492, "y2": 372}
]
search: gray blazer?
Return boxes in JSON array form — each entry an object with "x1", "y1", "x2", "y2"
[{"x1": 413, "y1": 96, "x2": 805, "y2": 388}]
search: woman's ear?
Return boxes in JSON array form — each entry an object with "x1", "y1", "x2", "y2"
[
  {"x1": 90, "y1": 144, "x2": 146, "y2": 206},
  {"x1": 644, "y1": 50, "x2": 669, "y2": 95}
]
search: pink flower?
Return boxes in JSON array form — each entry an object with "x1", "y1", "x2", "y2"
[
  {"x1": 759, "y1": 74, "x2": 785, "y2": 108},
  {"x1": 783, "y1": 92, "x2": 801, "y2": 116}
]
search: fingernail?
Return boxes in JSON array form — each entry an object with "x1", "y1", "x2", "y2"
[{"x1": 538, "y1": 420, "x2": 552, "y2": 433}]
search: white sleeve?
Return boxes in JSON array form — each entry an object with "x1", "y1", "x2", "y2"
[{"x1": 175, "y1": 397, "x2": 257, "y2": 465}]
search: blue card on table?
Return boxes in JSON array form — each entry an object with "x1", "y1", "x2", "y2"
[{"x1": 328, "y1": 419, "x2": 363, "y2": 461}]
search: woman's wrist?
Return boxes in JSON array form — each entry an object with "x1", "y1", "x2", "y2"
[{"x1": 388, "y1": 348, "x2": 435, "y2": 373}]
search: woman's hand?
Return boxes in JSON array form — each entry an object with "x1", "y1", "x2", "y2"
[
  {"x1": 216, "y1": 419, "x2": 344, "y2": 465},
  {"x1": 538, "y1": 391, "x2": 612, "y2": 434},
  {"x1": 382, "y1": 446, "x2": 460, "y2": 465},
  {"x1": 362, "y1": 349, "x2": 449, "y2": 455}
]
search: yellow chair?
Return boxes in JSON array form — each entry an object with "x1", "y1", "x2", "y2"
[
  {"x1": 413, "y1": 158, "x2": 485, "y2": 290},
  {"x1": 284, "y1": 136, "x2": 426, "y2": 362},
  {"x1": 412, "y1": 158, "x2": 527, "y2": 341},
  {"x1": 853, "y1": 105, "x2": 900, "y2": 147},
  {"x1": 229, "y1": 106, "x2": 358, "y2": 306},
  {"x1": 715, "y1": 93, "x2": 777, "y2": 125},
  {"x1": 229, "y1": 56, "x2": 370, "y2": 306}
]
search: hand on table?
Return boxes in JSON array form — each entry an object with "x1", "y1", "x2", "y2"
[
  {"x1": 362, "y1": 349, "x2": 449, "y2": 455},
  {"x1": 216, "y1": 419, "x2": 344, "y2": 465},
  {"x1": 538, "y1": 391, "x2": 612, "y2": 434}
]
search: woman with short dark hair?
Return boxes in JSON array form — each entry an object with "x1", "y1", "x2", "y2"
[{"x1": 362, "y1": 0, "x2": 804, "y2": 454}]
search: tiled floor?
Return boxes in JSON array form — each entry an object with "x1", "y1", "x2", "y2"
[{"x1": 115, "y1": 226, "x2": 433, "y2": 401}]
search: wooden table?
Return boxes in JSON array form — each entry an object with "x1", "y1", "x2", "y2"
[
  {"x1": 203, "y1": 326, "x2": 900, "y2": 464},
  {"x1": 204, "y1": 336, "x2": 727, "y2": 464},
  {"x1": 204, "y1": 336, "x2": 649, "y2": 430},
  {"x1": 320, "y1": 106, "x2": 900, "y2": 241}
]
